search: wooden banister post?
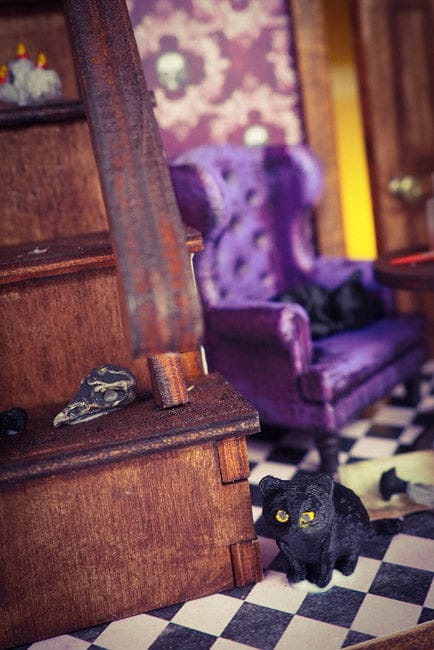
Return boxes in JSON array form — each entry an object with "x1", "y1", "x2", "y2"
[{"x1": 63, "y1": 0, "x2": 203, "y2": 368}]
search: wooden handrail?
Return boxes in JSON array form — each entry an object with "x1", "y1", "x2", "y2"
[{"x1": 63, "y1": 0, "x2": 203, "y2": 357}]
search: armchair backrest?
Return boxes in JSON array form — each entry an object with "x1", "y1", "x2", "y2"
[{"x1": 173, "y1": 144, "x2": 323, "y2": 308}]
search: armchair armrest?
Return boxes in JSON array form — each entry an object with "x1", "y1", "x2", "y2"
[{"x1": 206, "y1": 300, "x2": 312, "y2": 374}]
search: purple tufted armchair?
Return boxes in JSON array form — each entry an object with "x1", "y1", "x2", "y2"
[{"x1": 170, "y1": 144, "x2": 427, "y2": 475}]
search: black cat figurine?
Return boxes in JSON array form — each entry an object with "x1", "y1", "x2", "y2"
[{"x1": 259, "y1": 473, "x2": 370, "y2": 588}]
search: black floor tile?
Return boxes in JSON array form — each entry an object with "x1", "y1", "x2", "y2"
[
  {"x1": 369, "y1": 563, "x2": 432, "y2": 605},
  {"x1": 222, "y1": 583, "x2": 255, "y2": 600},
  {"x1": 366, "y1": 424, "x2": 404, "y2": 439},
  {"x1": 148, "y1": 603, "x2": 185, "y2": 621},
  {"x1": 342, "y1": 629, "x2": 375, "y2": 647},
  {"x1": 221, "y1": 602, "x2": 292, "y2": 650},
  {"x1": 419, "y1": 607, "x2": 434, "y2": 624},
  {"x1": 360, "y1": 533, "x2": 393, "y2": 561},
  {"x1": 297, "y1": 587, "x2": 365, "y2": 628},
  {"x1": 149, "y1": 623, "x2": 216, "y2": 650},
  {"x1": 412, "y1": 412, "x2": 434, "y2": 427},
  {"x1": 266, "y1": 446, "x2": 307, "y2": 465},
  {"x1": 403, "y1": 511, "x2": 434, "y2": 539},
  {"x1": 72, "y1": 623, "x2": 109, "y2": 643},
  {"x1": 340, "y1": 436, "x2": 358, "y2": 452}
]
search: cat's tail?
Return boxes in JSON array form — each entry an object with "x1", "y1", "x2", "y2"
[{"x1": 368, "y1": 517, "x2": 402, "y2": 537}]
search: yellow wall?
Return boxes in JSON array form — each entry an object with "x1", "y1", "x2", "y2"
[{"x1": 323, "y1": 0, "x2": 377, "y2": 259}]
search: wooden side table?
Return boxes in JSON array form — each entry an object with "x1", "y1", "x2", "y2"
[
  {"x1": 374, "y1": 247, "x2": 434, "y2": 450},
  {"x1": 374, "y1": 247, "x2": 434, "y2": 292}
]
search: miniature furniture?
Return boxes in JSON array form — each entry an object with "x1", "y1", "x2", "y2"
[
  {"x1": 0, "y1": 2, "x2": 261, "y2": 648},
  {"x1": 171, "y1": 143, "x2": 428, "y2": 474}
]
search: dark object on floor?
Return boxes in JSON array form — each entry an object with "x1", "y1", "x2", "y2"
[
  {"x1": 259, "y1": 473, "x2": 369, "y2": 588},
  {"x1": 0, "y1": 407, "x2": 27, "y2": 435},
  {"x1": 380, "y1": 466, "x2": 434, "y2": 507},
  {"x1": 380, "y1": 467, "x2": 409, "y2": 500},
  {"x1": 273, "y1": 270, "x2": 384, "y2": 339}
]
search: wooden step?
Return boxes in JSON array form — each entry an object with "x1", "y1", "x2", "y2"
[{"x1": 0, "y1": 228, "x2": 202, "y2": 286}]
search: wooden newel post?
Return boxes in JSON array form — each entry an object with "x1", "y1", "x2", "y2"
[
  {"x1": 64, "y1": 0, "x2": 203, "y2": 406},
  {"x1": 147, "y1": 353, "x2": 190, "y2": 408}
]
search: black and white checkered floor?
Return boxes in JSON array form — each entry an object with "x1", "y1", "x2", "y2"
[{"x1": 13, "y1": 362, "x2": 434, "y2": 650}]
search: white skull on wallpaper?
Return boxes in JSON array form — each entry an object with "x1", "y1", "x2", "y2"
[{"x1": 156, "y1": 51, "x2": 188, "y2": 92}]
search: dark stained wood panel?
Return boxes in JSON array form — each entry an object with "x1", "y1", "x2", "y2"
[
  {"x1": 0, "y1": 432, "x2": 260, "y2": 647},
  {"x1": 351, "y1": 0, "x2": 434, "y2": 353},
  {"x1": 0, "y1": 119, "x2": 108, "y2": 245},
  {"x1": 289, "y1": 0, "x2": 344, "y2": 257}
]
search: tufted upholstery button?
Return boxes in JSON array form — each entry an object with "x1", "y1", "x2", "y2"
[
  {"x1": 229, "y1": 214, "x2": 241, "y2": 231},
  {"x1": 253, "y1": 231, "x2": 268, "y2": 249},
  {"x1": 234, "y1": 257, "x2": 247, "y2": 275}
]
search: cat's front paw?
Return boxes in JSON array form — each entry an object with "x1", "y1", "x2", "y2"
[
  {"x1": 314, "y1": 574, "x2": 332, "y2": 588},
  {"x1": 336, "y1": 553, "x2": 358, "y2": 576},
  {"x1": 286, "y1": 566, "x2": 307, "y2": 583},
  {"x1": 308, "y1": 564, "x2": 333, "y2": 588}
]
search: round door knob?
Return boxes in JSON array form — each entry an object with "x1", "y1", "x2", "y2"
[{"x1": 388, "y1": 175, "x2": 424, "y2": 202}]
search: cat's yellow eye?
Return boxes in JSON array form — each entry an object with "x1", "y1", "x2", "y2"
[
  {"x1": 299, "y1": 511, "x2": 315, "y2": 527},
  {"x1": 275, "y1": 509, "x2": 290, "y2": 523}
]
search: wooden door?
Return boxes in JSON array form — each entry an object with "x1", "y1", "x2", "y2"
[{"x1": 351, "y1": 0, "x2": 434, "y2": 350}]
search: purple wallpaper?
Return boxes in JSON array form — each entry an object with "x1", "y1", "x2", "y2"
[{"x1": 128, "y1": 0, "x2": 304, "y2": 159}]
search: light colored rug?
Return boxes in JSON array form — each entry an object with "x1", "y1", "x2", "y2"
[{"x1": 338, "y1": 449, "x2": 434, "y2": 520}]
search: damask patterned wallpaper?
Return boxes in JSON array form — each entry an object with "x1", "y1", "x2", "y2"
[{"x1": 128, "y1": 0, "x2": 304, "y2": 159}]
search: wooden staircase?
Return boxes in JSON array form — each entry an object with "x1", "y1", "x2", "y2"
[{"x1": 0, "y1": 1, "x2": 261, "y2": 646}]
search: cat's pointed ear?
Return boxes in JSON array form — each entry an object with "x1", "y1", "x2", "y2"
[
  {"x1": 315, "y1": 473, "x2": 334, "y2": 494},
  {"x1": 259, "y1": 475, "x2": 282, "y2": 496}
]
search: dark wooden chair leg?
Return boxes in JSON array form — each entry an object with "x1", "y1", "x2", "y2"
[{"x1": 316, "y1": 432, "x2": 340, "y2": 477}]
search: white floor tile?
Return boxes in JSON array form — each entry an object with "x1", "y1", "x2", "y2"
[
  {"x1": 251, "y1": 504, "x2": 262, "y2": 522},
  {"x1": 93, "y1": 614, "x2": 167, "y2": 650},
  {"x1": 372, "y1": 405, "x2": 415, "y2": 426},
  {"x1": 418, "y1": 395, "x2": 434, "y2": 413},
  {"x1": 383, "y1": 534, "x2": 434, "y2": 572},
  {"x1": 333, "y1": 556, "x2": 381, "y2": 593},
  {"x1": 352, "y1": 594, "x2": 421, "y2": 637},
  {"x1": 275, "y1": 616, "x2": 348, "y2": 650},
  {"x1": 348, "y1": 436, "x2": 398, "y2": 459},
  {"x1": 399, "y1": 425, "x2": 424, "y2": 445},
  {"x1": 340, "y1": 418, "x2": 371, "y2": 439},
  {"x1": 171, "y1": 593, "x2": 243, "y2": 636},
  {"x1": 422, "y1": 359, "x2": 434, "y2": 375},
  {"x1": 245, "y1": 569, "x2": 306, "y2": 614},
  {"x1": 212, "y1": 638, "x2": 256, "y2": 649},
  {"x1": 249, "y1": 461, "x2": 296, "y2": 485},
  {"x1": 30, "y1": 637, "x2": 90, "y2": 650},
  {"x1": 298, "y1": 447, "x2": 321, "y2": 471}
]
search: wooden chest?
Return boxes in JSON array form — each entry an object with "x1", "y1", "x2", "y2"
[{"x1": 0, "y1": 374, "x2": 261, "y2": 648}]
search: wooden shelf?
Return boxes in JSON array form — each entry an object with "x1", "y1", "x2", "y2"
[
  {"x1": 0, "y1": 227, "x2": 203, "y2": 285},
  {"x1": 0, "y1": 99, "x2": 85, "y2": 128},
  {"x1": 0, "y1": 373, "x2": 260, "y2": 485}
]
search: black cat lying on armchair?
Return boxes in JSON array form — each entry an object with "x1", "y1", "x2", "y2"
[{"x1": 260, "y1": 473, "x2": 370, "y2": 588}]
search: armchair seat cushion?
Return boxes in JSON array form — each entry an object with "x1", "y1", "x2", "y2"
[{"x1": 300, "y1": 314, "x2": 425, "y2": 403}]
